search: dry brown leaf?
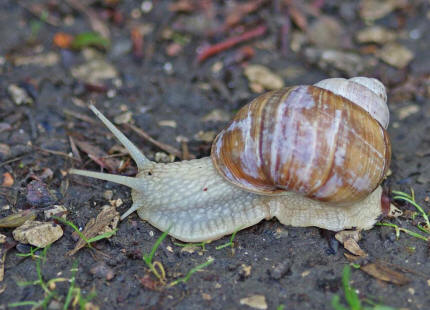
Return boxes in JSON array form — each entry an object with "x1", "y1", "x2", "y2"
[
  {"x1": 1, "y1": 172, "x2": 13, "y2": 187},
  {"x1": 361, "y1": 262, "x2": 410, "y2": 285},
  {"x1": 0, "y1": 210, "x2": 37, "y2": 228},
  {"x1": 343, "y1": 238, "x2": 367, "y2": 257},
  {"x1": 344, "y1": 252, "x2": 361, "y2": 261},
  {"x1": 286, "y1": 2, "x2": 308, "y2": 31},
  {"x1": 335, "y1": 230, "x2": 361, "y2": 243},
  {"x1": 75, "y1": 140, "x2": 121, "y2": 172},
  {"x1": 387, "y1": 203, "x2": 403, "y2": 218},
  {"x1": 335, "y1": 230, "x2": 366, "y2": 257},
  {"x1": 65, "y1": 0, "x2": 110, "y2": 39},
  {"x1": 68, "y1": 205, "x2": 119, "y2": 256}
]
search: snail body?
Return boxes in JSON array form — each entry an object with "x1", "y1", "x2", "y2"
[{"x1": 70, "y1": 77, "x2": 391, "y2": 242}]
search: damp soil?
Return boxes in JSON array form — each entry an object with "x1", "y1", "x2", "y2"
[{"x1": 1, "y1": 1, "x2": 430, "y2": 309}]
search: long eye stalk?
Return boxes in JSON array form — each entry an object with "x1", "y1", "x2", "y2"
[
  {"x1": 69, "y1": 169, "x2": 142, "y2": 191},
  {"x1": 88, "y1": 104, "x2": 150, "y2": 170}
]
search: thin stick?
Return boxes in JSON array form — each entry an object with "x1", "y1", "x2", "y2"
[
  {"x1": 197, "y1": 25, "x2": 267, "y2": 63},
  {"x1": 125, "y1": 124, "x2": 182, "y2": 159},
  {"x1": 65, "y1": 0, "x2": 110, "y2": 38},
  {"x1": 35, "y1": 147, "x2": 80, "y2": 161},
  {"x1": 64, "y1": 109, "x2": 98, "y2": 124},
  {"x1": 0, "y1": 155, "x2": 27, "y2": 168},
  {"x1": 17, "y1": 1, "x2": 60, "y2": 26}
]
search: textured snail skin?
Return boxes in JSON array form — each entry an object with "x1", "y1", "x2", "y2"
[
  {"x1": 132, "y1": 158, "x2": 383, "y2": 242},
  {"x1": 70, "y1": 100, "x2": 386, "y2": 242}
]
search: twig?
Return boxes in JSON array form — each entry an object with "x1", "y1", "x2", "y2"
[
  {"x1": 212, "y1": 0, "x2": 266, "y2": 35},
  {"x1": 17, "y1": 1, "x2": 60, "y2": 26},
  {"x1": 34, "y1": 147, "x2": 79, "y2": 161},
  {"x1": 131, "y1": 26, "x2": 144, "y2": 59},
  {"x1": 65, "y1": 0, "x2": 110, "y2": 38},
  {"x1": 0, "y1": 155, "x2": 28, "y2": 168},
  {"x1": 180, "y1": 140, "x2": 192, "y2": 160},
  {"x1": 197, "y1": 24, "x2": 267, "y2": 63},
  {"x1": 66, "y1": 107, "x2": 182, "y2": 159},
  {"x1": 68, "y1": 136, "x2": 82, "y2": 162},
  {"x1": 64, "y1": 109, "x2": 98, "y2": 125},
  {"x1": 284, "y1": 0, "x2": 308, "y2": 31},
  {"x1": 125, "y1": 124, "x2": 182, "y2": 159}
]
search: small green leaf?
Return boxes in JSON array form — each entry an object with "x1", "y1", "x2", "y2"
[{"x1": 71, "y1": 32, "x2": 110, "y2": 50}]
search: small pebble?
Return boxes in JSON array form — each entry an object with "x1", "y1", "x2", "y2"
[
  {"x1": 7, "y1": 84, "x2": 33, "y2": 105},
  {"x1": 269, "y1": 261, "x2": 290, "y2": 280},
  {"x1": 13, "y1": 221, "x2": 63, "y2": 248},
  {"x1": 239, "y1": 295, "x2": 268, "y2": 310},
  {"x1": 90, "y1": 262, "x2": 115, "y2": 280},
  {"x1": 103, "y1": 190, "x2": 114, "y2": 200}
]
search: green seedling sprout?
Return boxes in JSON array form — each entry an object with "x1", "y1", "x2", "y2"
[
  {"x1": 53, "y1": 216, "x2": 118, "y2": 248},
  {"x1": 377, "y1": 189, "x2": 430, "y2": 242},
  {"x1": 12, "y1": 245, "x2": 62, "y2": 308},
  {"x1": 143, "y1": 228, "x2": 170, "y2": 283},
  {"x1": 63, "y1": 261, "x2": 79, "y2": 310},
  {"x1": 10, "y1": 246, "x2": 97, "y2": 309},
  {"x1": 174, "y1": 241, "x2": 209, "y2": 251},
  {"x1": 215, "y1": 226, "x2": 243, "y2": 250},
  {"x1": 169, "y1": 258, "x2": 214, "y2": 287},
  {"x1": 8, "y1": 301, "x2": 39, "y2": 308},
  {"x1": 332, "y1": 265, "x2": 397, "y2": 310},
  {"x1": 16, "y1": 246, "x2": 41, "y2": 258},
  {"x1": 376, "y1": 222, "x2": 428, "y2": 241},
  {"x1": 392, "y1": 190, "x2": 430, "y2": 233}
]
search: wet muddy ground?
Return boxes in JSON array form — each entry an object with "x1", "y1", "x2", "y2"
[{"x1": 1, "y1": 1, "x2": 430, "y2": 309}]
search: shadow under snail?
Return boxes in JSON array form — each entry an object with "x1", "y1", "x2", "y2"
[{"x1": 70, "y1": 77, "x2": 392, "y2": 242}]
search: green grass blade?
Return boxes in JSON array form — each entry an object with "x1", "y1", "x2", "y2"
[
  {"x1": 216, "y1": 226, "x2": 242, "y2": 250},
  {"x1": 53, "y1": 216, "x2": 89, "y2": 243},
  {"x1": 8, "y1": 301, "x2": 39, "y2": 307},
  {"x1": 331, "y1": 295, "x2": 349, "y2": 310},
  {"x1": 143, "y1": 228, "x2": 170, "y2": 264},
  {"x1": 79, "y1": 290, "x2": 97, "y2": 310},
  {"x1": 87, "y1": 229, "x2": 118, "y2": 243},
  {"x1": 342, "y1": 265, "x2": 361, "y2": 310},
  {"x1": 169, "y1": 258, "x2": 214, "y2": 286},
  {"x1": 376, "y1": 222, "x2": 429, "y2": 241},
  {"x1": 393, "y1": 196, "x2": 429, "y2": 226},
  {"x1": 64, "y1": 261, "x2": 79, "y2": 310},
  {"x1": 16, "y1": 246, "x2": 41, "y2": 258}
]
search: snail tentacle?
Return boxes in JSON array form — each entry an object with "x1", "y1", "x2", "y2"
[
  {"x1": 69, "y1": 169, "x2": 144, "y2": 191},
  {"x1": 120, "y1": 202, "x2": 143, "y2": 220},
  {"x1": 89, "y1": 104, "x2": 151, "y2": 170}
]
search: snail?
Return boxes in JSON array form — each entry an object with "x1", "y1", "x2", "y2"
[{"x1": 70, "y1": 77, "x2": 391, "y2": 242}]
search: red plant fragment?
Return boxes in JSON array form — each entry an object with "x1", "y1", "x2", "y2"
[{"x1": 197, "y1": 25, "x2": 267, "y2": 63}]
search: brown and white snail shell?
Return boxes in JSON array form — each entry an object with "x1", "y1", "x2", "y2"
[
  {"x1": 212, "y1": 78, "x2": 391, "y2": 205},
  {"x1": 70, "y1": 77, "x2": 392, "y2": 242}
]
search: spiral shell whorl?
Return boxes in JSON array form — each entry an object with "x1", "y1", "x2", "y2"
[
  {"x1": 313, "y1": 77, "x2": 389, "y2": 129},
  {"x1": 212, "y1": 85, "x2": 391, "y2": 205}
]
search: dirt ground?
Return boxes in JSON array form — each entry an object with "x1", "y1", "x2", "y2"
[{"x1": 1, "y1": 0, "x2": 430, "y2": 309}]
